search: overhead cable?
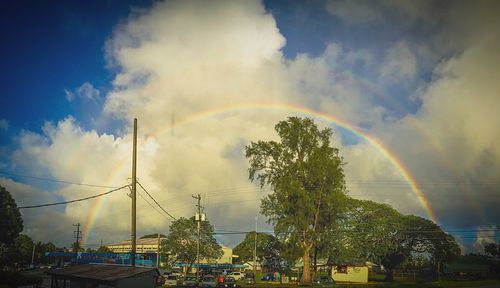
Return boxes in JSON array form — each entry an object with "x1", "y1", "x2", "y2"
[
  {"x1": 137, "y1": 181, "x2": 177, "y2": 221},
  {"x1": 0, "y1": 171, "x2": 119, "y2": 189},
  {"x1": 18, "y1": 185, "x2": 130, "y2": 209}
]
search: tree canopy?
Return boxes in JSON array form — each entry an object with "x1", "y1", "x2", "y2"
[
  {"x1": 327, "y1": 198, "x2": 460, "y2": 281},
  {"x1": 0, "y1": 186, "x2": 23, "y2": 247},
  {"x1": 160, "y1": 217, "x2": 222, "y2": 270},
  {"x1": 233, "y1": 231, "x2": 280, "y2": 264},
  {"x1": 246, "y1": 117, "x2": 347, "y2": 283}
]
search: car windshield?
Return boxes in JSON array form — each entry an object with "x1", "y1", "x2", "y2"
[
  {"x1": 167, "y1": 275, "x2": 178, "y2": 280},
  {"x1": 186, "y1": 276, "x2": 197, "y2": 281},
  {"x1": 225, "y1": 277, "x2": 235, "y2": 283}
]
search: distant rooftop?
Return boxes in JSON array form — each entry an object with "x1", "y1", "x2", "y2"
[{"x1": 46, "y1": 264, "x2": 158, "y2": 282}]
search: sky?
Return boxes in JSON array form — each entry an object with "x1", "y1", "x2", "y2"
[{"x1": 0, "y1": 0, "x2": 499, "y2": 252}]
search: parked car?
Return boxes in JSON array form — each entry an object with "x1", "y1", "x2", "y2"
[
  {"x1": 217, "y1": 276, "x2": 239, "y2": 288},
  {"x1": 244, "y1": 272, "x2": 255, "y2": 284},
  {"x1": 156, "y1": 274, "x2": 165, "y2": 286},
  {"x1": 202, "y1": 275, "x2": 217, "y2": 288},
  {"x1": 179, "y1": 274, "x2": 199, "y2": 287},
  {"x1": 312, "y1": 276, "x2": 336, "y2": 287},
  {"x1": 228, "y1": 271, "x2": 244, "y2": 281},
  {"x1": 261, "y1": 273, "x2": 275, "y2": 281},
  {"x1": 164, "y1": 274, "x2": 179, "y2": 287}
]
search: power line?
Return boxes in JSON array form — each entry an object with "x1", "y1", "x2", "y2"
[
  {"x1": 137, "y1": 181, "x2": 176, "y2": 220},
  {"x1": 0, "y1": 171, "x2": 119, "y2": 189},
  {"x1": 18, "y1": 185, "x2": 130, "y2": 209},
  {"x1": 137, "y1": 187, "x2": 167, "y2": 218}
]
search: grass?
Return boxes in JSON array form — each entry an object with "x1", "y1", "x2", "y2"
[{"x1": 236, "y1": 279, "x2": 500, "y2": 288}]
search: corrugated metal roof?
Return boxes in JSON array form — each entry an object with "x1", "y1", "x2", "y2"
[{"x1": 46, "y1": 264, "x2": 158, "y2": 282}]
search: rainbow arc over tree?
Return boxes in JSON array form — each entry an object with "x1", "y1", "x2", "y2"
[{"x1": 81, "y1": 102, "x2": 438, "y2": 246}]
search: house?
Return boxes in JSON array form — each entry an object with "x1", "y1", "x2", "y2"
[
  {"x1": 331, "y1": 263, "x2": 368, "y2": 283},
  {"x1": 45, "y1": 263, "x2": 159, "y2": 288}
]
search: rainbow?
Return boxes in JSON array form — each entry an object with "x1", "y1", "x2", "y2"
[{"x1": 80, "y1": 101, "x2": 438, "y2": 246}]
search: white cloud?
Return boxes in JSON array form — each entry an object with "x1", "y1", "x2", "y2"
[
  {"x1": 65, "y1": 82, "x2": 100, "y2": 102},
  {"x1": 6, "y1": 0, "x2": 500, "y2": 248},
  {"x1": 0, "y1": 119, "x2": 9, "y2": 130},
  {"x1": 379, "y1": 40, "x2": 417, "y2": 85},
  {"x1": 472, "y1": 227, "x2": 496, "y2": 253},
  {"x1": 325, "y1": 0, "x2": 382, "y2": 25}
]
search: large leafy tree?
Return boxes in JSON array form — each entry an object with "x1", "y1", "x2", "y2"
[
  {"x1": 161, "y1": 217, "x2": 222, "y2": 271},
  {"x1": 246, "y1": 117, "x2": 347, "y2": 283},
  {"x1": 0, "y1": 186, "x2": 24, "y2": 265},
  {"x1": 233, "y1": 232, "x2": 281, "y2": 264},
  {"x1": 328, "y1": 198, "x2": 460, "y2": 281},
  {"x1": 0, "y1": 186, "x2": 23, "y2": 247}
]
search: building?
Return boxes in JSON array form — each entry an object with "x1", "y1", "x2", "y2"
[
  {"x1": 331, "y1": 263, "x2": 368, "y2": 283},
  {"x1": 107, "y1": 238, "x2": 166, "y2": 254},
  {"x1": 46, "y1": 264, "x2": 159, "y2": 288},
  {"x1": 107, "y1": 238, "x2": 232, "y2": 266},
  {"x1": 199, "y1": 245, "x2": 233, "y2": 264}
]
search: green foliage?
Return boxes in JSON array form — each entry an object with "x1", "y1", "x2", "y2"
[
  {"x1": 160, "y1": 216, "x2": 222, "y2": 269},
  {"x1": 233, "y1": 232, "x2": 281, "y2": 264},
  {"x1": 96, "y1": 245, "x2": 112, "y2": 253},
  {"x1": 327, "y1": 198, "x2": 460, "y2": 281},
  {"x1": 0, "y1": 186, "x2": 23, "y2": 246},
  {"x1": 484, "y1": 242, "x2": 499, "y2": 258},
  {"x1": 246, "y1": 117, "x2": 347, "y2": 283}
]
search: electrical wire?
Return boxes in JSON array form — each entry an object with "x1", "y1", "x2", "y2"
[
  {"x1": 137, "y1": 181, "x2": 177, "y2": 221},
  {"x1": 18, "y1": 185, "x2": 130, "y2": 209},
  {"x1": 0, "y1": 171, "x2": 120, "y2": 189},
  {"x1": 137, "y1": 188, "x2": 169, "y2": 219}
]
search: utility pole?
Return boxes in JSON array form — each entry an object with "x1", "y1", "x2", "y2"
[
  {"x1": 31, "y1": 243, "x2": 36, "y2": 267},
  {"x1": 157, "y1": 233, "x2": 160, "y2": 268},
  {"x1": 254, "y1": 216, "x2": 258, "y2": 276},
  {"x1": 73, "y1": 223, "x2": 82, "y2": 252},
  {"x1": 131, "y1": 118, "x2": 138, "y2": 267},
  {"x1": 192, "y1": 194, "x2": 203, "y2": 280}
]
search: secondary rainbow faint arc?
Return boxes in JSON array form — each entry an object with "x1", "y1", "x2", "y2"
[{"x1": 81, "y1": 102, "x2": 438, "y2": 245}]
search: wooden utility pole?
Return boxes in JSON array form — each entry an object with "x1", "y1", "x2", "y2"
[
  {"x1": 157, "y1": 233, "x2": 160, "y2": 268},
  {"x1": 254, "y1": 216, "x2": 257, "y2": 276},
  {"x1": 73, "y1": 223, "x2": 81, "y2": 252},
  {"x1": 131, "y1": 118, "x2": 137, "y2": 266},
  {"x1": 192, "y1": 194, "x2": 202, "y2": 279}
]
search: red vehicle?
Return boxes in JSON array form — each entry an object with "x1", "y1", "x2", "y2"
[{"x1": 217, "y1": 274, "x2": 225, "y2": 284}]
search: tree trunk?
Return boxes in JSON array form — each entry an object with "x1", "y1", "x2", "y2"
[
  {"x1": 313, "y1": 245, "x2": 317, "y2": 277},
  {"x1": 384, "y1": 269, "x2": 394, "y2": 282},
  {"x1": 300, "y1": 246, "x2": 312, "y2": 283}
]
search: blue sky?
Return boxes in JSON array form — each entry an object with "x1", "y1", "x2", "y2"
[{"x1": 0, "y1": 0, "x2": 498, "y2": 250}]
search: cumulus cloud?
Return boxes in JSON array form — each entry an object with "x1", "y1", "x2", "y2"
[
  {"x1": 379, "y1": 40, "x2": 417, "y2": 85},
  {"x1": 5, "y1": 0, "x2": 500, "y2": 248},
  {"x1": 65, "y1": 82, "x2": 100, "y2": 102},
  {"x1": 374, "y1": 23, "x2": 500, "y2": 227},
  {"x1": 472, "y1": 227, "x2": 496, "y2": 253}
]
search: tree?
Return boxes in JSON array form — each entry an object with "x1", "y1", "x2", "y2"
[
  {"x1": 96, "y1": 246, "x2": 112, "y2": 253},
  {"x1": 484, "y1": 242, "x2": 499, "y2": 258},
  {"x1": 326, "y1": 199, "x2": 460, "y2": 281},
  {"x1": 233, "y1": 232, "x2": 281, "y2": 266},
  {"x1": 0, "y1": 186, "x2": 24, "y2": 266},
  {"x1": 246, "y1": 117, "x2": 347, "y2": 283},
  {"x1": 9, "y1": 234, "x2": 34, "y2": 265},
  {"x1": 0, "y1": 186, "x2": 23, "y2": 247},
  {"x1": 160, "y1": 217, "x2": 222, "y2": 271}
]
